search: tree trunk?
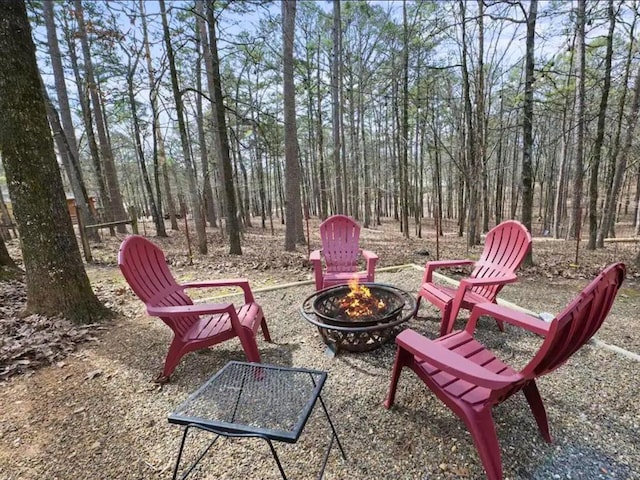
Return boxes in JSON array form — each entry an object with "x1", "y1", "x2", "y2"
[
  {"x1": 43, "y1": 1, "x2": 98, "y2": 241},
  {"x1": 569, "y1": 0, "x2": 586, "y2": 240},
  {"x1": 521, "y1": 0, "x2": 537, "y2": 265},
  {"x1": 159, "y1": 0, "x2": 207, "y2": 254},
  {"x1": 587, "y1": 0, "x2": 614, "y2": 250},
  {"x1": 283, "y1": 0, "x2": 305, "y2": 251},
  {"x1": 476, "y1": 0, "x2": 488, "y2": 234},
  {"x1": 125, "y1": 54, "x2": 164, "y2": 237},
  {"x1": 205, "y1": 1, "x2": 242, "y2": 254},
  {"x1": 598, "y1": 10, "x2": 637, "y2": 245},
  {"x1": 140, "y1": 0, "x2": 174, "y2": 233},
  {"x1": 459, "y1": 0, "x2": 478, "y2": 246},
  {"x1": 63, "y1": 16, "x2": 109, "y2": 226},
  {"x1": 400, "y1": 0, "x2": 410, "y2": 239},
  {"x1": 317, "y1": 34, "x2": 328, "y2": 220},
  {"x1": 600, "y1": 63, "x2": 640, "y2": 244},
  {"x1": 495, "y1": 93, "x2": 505, "y2": 225},
  {"x1": 0, "y1": 0, "x2": 107, "y2": 322},
  {"x1": 41, "y1": 87, "x2": 98, "y2": 244},
  {"x1": 0, "y1": 235, "x2": 17, "y2": 272},
  {"x1": 331, "y1": 0, "x2": 344, "y2": 214},
  {"x1": 74, "y1": 0, "x2": 127, "y2": 233},
  {"x1": 194, "y1": 0, "x2": 217, "y2": 228}
]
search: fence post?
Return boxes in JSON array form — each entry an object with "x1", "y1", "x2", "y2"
[
  {"x1": 129, "y1": 206, "x2": 138, "y2": 235},
  {"x1": 75, "y1": 209, "x2": 93, "y2": 263},
  {"x1": 183, "y1": 207, "x2": 193, "y2": 265}
]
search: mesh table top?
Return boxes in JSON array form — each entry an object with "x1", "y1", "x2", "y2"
[{"x1": 168, "y1": 362, "x2": 327, "y2": 443}]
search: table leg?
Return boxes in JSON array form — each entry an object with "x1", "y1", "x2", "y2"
[
  {"x1": 317, "y1": 394, "x2": 347, "y2": 460},
  {"x1": 173, "y1": 424, "x2": 289, "y2": 480},
  {"x1": 264, "y1": 437, "x2": 288, "y2": 480},
  {"x1": 172, "y1": 424, "x2": 220, "y2": 480}
]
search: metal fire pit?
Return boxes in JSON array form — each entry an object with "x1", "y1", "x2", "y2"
[{"x1": 301, "y1": 283, "x2": 416, "y2": 353}]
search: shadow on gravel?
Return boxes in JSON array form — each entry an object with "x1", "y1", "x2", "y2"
[{"x1": 526, "y1": 443, "x2": 637, "y2": 479}]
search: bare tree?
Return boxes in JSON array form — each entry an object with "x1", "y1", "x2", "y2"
[
  {"x1": 331, "y1": 0, "x2": 344, "y2": 214},
  {"x1": 74, "y1": 0, "x2": 127, "y2": 232},
  {"x1": 0, "y1": 0, "x2": 107, "y2": 322},
  {"x1": 159, "y1": 0, "x2": 207, "y2": 254},
  {"x1": 205, "y1": 0, "x2": 242, "y2": 254},
  {"x1": 283, "y1": 0, "x2": 305, "y2": 251},
  {"x1": 521, "y1": 0, "x2": 537, "y2": 265},
  {"x1": 43, "y1": 1, "x2": 98, "y2": 240},
  {"x1": 587, "y1": 0, "x2": 614, "y2": 250},
  {"x1": 569, "y1": 0, "x2": 586, "y2": 240}
]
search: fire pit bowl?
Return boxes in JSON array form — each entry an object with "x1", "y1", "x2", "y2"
[{"x1": 301, "y1": 283, "x2": 416, "y2": 353}]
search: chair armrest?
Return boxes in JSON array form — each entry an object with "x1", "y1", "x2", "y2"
[
  {"x1": 362, "y1": 249, "x2": 378, "y2": 261},
  {"x1": 459, "y1": 273, "x2": 517, "y2": 288},
  {"x1": 310, "y1": 249, "x2": 324, "y2": 290},
  {"x1": 440, "y1": 274, "x2": 519, "y2": 336},
  {"x1": 396, "y1": 329, "x2": 521, "y2": 389},
  {"x1": 466, "y1": 302, "x2": 552, "y2": 337},
  {"x1": 181, "y1": 279, "x2": 255, "y2": 303},
  {"x1": 147, "y1": 302, "x2": 234, "y2": 318},
  {"x1": 423, "y1": 259, "x2": 474, "y2": 283},
  {"x1": 362, "y1": 249, "x2": 378, "y2": 279}
]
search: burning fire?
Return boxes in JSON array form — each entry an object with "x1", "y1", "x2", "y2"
[{"x1": 340, "y1": 278, "x2": 385, "y2": 318}]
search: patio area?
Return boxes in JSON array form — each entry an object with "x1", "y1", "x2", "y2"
[{"x1": 1, "y1": 266, "x2": 638, "y2": 479}]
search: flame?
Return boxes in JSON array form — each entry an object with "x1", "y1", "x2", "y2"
[{"x1": 340, "y1": 278, "x2": 385, "y2": 318}]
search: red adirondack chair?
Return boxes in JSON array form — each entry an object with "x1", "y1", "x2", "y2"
[
  {"x1": 417, "y1": 220, "x2": 532, "y2": 336},
  {"x1": 118, "y1": 235, "x2": 271, "y2": 383},
  {"x1": 310, "y1": 214, "x2": 378, "y2": 291},
  {"x1": 384, "y1": 262, "x2": 625, "y2": 480}
]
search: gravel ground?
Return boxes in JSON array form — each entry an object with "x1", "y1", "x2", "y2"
[{"x1": 0, "y1": 267, "x2": 638, "y2": 480}]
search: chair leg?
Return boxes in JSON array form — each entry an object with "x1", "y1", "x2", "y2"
[
  {"x1": 161, "y1": 337, "x2": 187, "y2": 381},
  {"x1": 523, "y1": 381, "x2": 552, "y2": 443},
  {"x1": 239, "y1": 330, "x2": 262, "y2": 363},
  {"x1": 413, "y1": 295, "x2": 422, "y2": 319},
  {"x1": 383, "y1": 347, "x2": 411, "y2": 409},
  {"x1": 464, "y1": 408, "x2": 503, "y2": 480},
  {"x1": 260, "y1": 317, "x2": 272, "y2": 342},
  {"x1": 439, "y1": 302, "x2": 454, "y2": 337},
  {"x1": 495, "y1": 319, "x2": 505, "y2": 332}
]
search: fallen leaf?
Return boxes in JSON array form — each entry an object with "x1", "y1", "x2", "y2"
[{"x1": 85, "y1": 370, "x2": 103, "y2": 380}]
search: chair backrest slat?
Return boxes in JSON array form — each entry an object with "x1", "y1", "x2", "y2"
[
  {"x1": 470, "y1": 220, "x2": 532, "y2": 300},
  {"x1": 320, "y1": 215, "x2": 361, "y2": 273},
  {"x1": 522, "y1": 263, "x2": 625, "y2": 379},
  {"x1": 118, "y1": 235, "x2": 193, "y2": 308}
]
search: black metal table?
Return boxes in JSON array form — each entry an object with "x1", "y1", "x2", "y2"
[{"x1": 168, "y1": 361, "x2": 346, "y2": 479}]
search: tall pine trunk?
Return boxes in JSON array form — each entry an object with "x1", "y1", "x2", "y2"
[
  {"x1": 0, "y1": 0, "x2": 107, "y2": 322},
  {"x1": 283, "y1": 0, "x2": 305, "y2": 251},
  {"x1": 587, "y1": 0, "x2": 614, "y2": 250},
  {"x1": 74, "y1": 0, "x2": 127, "y2": 233},
  {"x1": 206, "y1": 1, "x2": 242, "y2": 254},
  {"x1": 521, "y1": 0, "x2": 537, "y2": 265},
  {"x1": 159, "y1": 0, "x2": 207, "y2": 254}
]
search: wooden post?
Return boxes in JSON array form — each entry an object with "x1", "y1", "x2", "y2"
[
  {"x1": 305, "y1": 203, "x2": 310, "y2": 258},
  {"x1": 268, "y1": 199, "x2": 274, "y2": 236},
  {"x1": 75, "y1": 208, "x2": 93, "y2": 263},
  {"x1": 129, "y1": 206, "x2": 138, "y2": 235},
  {"x1": 575, "y1": 207, "x2": 582, "y2": 265},
  {"x1": 435, "y1": 204, "x2": 440, "y2": 261},
  {"x1": 183, "y1": 208, "x2": 193, "y2": 265}
]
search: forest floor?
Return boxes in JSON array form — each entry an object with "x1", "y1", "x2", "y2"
[{"x1": 0, "y1": 217, "x2": 639, "y2": 479}]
